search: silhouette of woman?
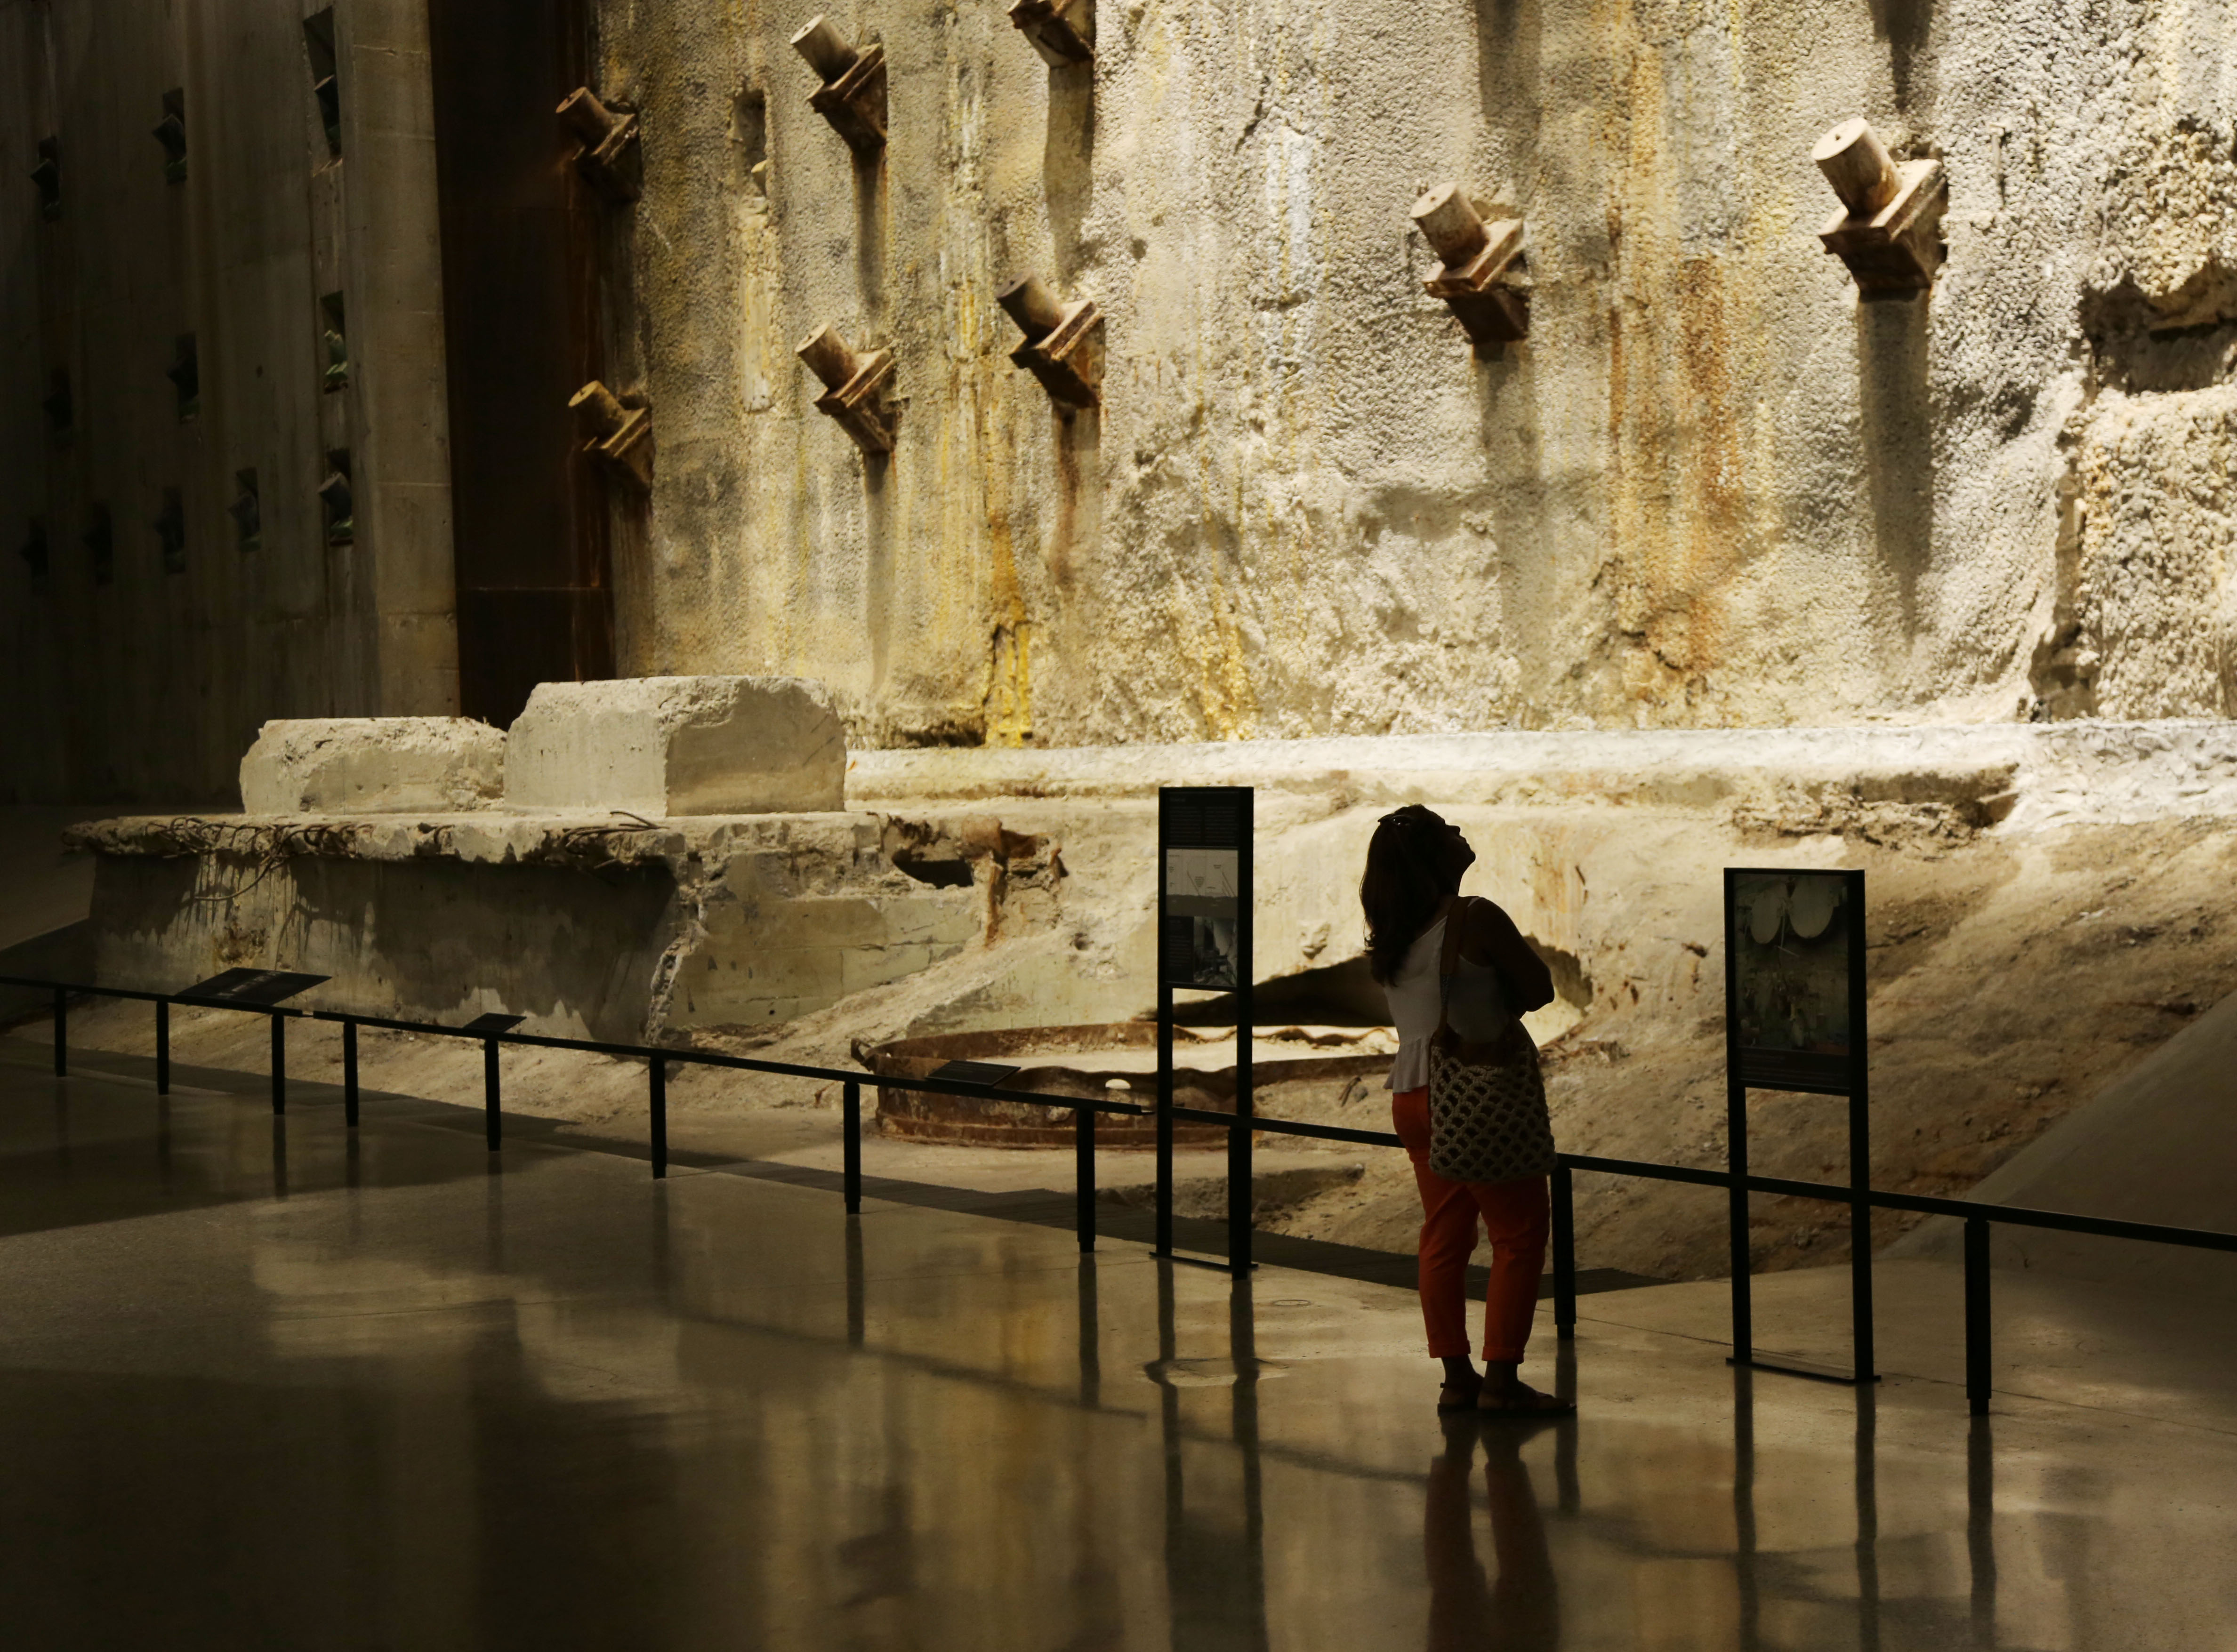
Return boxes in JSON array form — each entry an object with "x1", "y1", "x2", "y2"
[{"x1": 1361, "y1": 804, "x2": 1571, "y2": 1414}]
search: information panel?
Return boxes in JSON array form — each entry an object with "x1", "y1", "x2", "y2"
[
  {"x1": 1155, "y1": 785, "x2": 1256, "y2": 1271},
  {"x1": 1724, "y1": 868, "x2": 1866, "y2": 1095},
  {"x1": 1159, "y1": 788, "x2": 1252, "y2": 990},
  {"x1": 178, "y1": 969, "x2": 329, "y2": 1006}
]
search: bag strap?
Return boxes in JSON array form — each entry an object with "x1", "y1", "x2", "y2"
[{"x1": 1432, "y1": 897, "x2": 1473, "y2": 1041}]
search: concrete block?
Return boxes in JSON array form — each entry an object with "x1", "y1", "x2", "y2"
[
  {"x1": 240, "y1": 718, "x2": 504, "y2": 814},
  {"x1": 505, "y1": 676, "x2": 847, "y2": 816}
]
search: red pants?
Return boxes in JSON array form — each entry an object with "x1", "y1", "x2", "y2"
[{"x1": 1393, "y1": 1087, "x2": 1550, "y2": 1363}]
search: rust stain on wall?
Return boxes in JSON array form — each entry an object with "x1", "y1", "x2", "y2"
[
  {"x1": 981, "y1": 450, "x2": 1035, "y2": 746},
  {"x1": 1607, "y1": 251, "x2": 1748, "y2": 715},
  {"x1": 1600, "y1": 12, "x2": 1752, "y2": 722}
]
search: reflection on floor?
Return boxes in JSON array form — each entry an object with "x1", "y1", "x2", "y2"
[{"x1": 0, "y1": 1039, "x2": 2232, "y2": 1650}]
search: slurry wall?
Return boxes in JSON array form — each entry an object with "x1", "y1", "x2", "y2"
[{"x1": 598, "y1": 0, "x2": 2237, "y2": 744}]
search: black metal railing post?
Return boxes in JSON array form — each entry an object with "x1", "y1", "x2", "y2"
[
  {"x1": 1727, "y1": 1074, "x2": 1752, "y2": 1362},
  {"x1": 1850, "y1": 1087, "x2": 1876, "y2": 1382},
  {"x1": 52, "y1": 986, "x2": 65, "y2": 1077},
  {"x1": 1075, "y1": 1096, "x2": 1096, "y2": 1253},
  {"x1": 483, "y1": 1035, "x2": 501, "y2": 1152},
  {"x1": 1155, "y1": 986, "x2": 1174, "y2": 1259},
  {"x1": 1964, "y1": 1217, "x2": 1991, "y2": 1416},
  {"x1": 269, "y1": 1013, "x2": 287, "y2": 1115},
  {"x1": 842, "y1": 1079, "x2": 862, "y2": 1215},
  {"x1": 342, "y1": 1020, "x2": 360, "y2": 1127},
  {"x1": 1553, "y1": 1159, "x2": 1577, "y2": 1340},
  {"x1": 649, "y1": 1057, "x2": 667, "y2": 1179},
  {"x1": 1230, "y1": 975, "x2": 1254, "y2": 1278},
  {"x1": 154, "y1": 998, "x2": 169, "y2": 1095}
]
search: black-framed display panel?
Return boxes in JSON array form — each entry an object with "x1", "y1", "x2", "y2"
[
  {"x1": 1156, "y1": 787, "x2": 1254, "y2": 1274},
  {"x1": 1722, "y1": 866, "x2": 1876, "y2": 1385}
]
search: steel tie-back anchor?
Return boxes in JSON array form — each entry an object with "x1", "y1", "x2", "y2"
[
  {"x1": 792, "y1": 16, "x2": 886, "y2": 155},
  {"x1": 1813, "y1": 118, "x2": 1948, "y2": 296},
  {"x1": 798, "y1": 326, "x2": 899, "y2": 455},
  {"x1": 1413, "y1": 184, "x2": 1529, "y2": 350},
  {"x1": 1009, "y1": 0, "x2": 1094, "y2": 67},
  {"x1": 998, "y1": 274, "x2": 1104, "y2": 410}
]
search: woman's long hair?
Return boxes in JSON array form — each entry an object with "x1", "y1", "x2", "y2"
[{"x1": 1361, "y1": 805, "x2": 1467, "y2": 985}]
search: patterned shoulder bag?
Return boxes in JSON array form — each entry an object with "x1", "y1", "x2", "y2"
[{"x1": 1426, "y1": 898, "x2": 1558, "y2": 1184}]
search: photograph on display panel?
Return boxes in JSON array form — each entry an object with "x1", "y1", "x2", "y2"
[
  {"x1": 1163, "y1": 847, "x2": 1240, "y2": 990},
  {"x1": 1158, "y1": 786, "x2": 1251, "y2": 993},
  {"x1": 1727, "y1": 868, "x2": 1863, "y2": 1093}
]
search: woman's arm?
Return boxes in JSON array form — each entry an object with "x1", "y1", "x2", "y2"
[{"x1": 1458, "y1": 898, "x2": 1555, "y2": 1012}]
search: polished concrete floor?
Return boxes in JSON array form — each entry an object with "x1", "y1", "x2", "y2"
[{"x1": 1, "y1": 1041, "x2": 2233, "y2": 1651}]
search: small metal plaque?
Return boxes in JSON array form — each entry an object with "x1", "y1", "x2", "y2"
[
  {"x1": 462, "y1": 1013, "x2": 524, "y2": 1034},
  {"x1": 178, "y1": 969, "x2": 329, "y2": 1006},
  {"x1": 927, "y1": 1060, "x2": 1019, "y2": 1088}
]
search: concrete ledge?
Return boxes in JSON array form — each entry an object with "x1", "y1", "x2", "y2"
[
  {"x1": 845, "y1": 720, "x2": 2237, "y2": 830},
  {"x1": 63, "y1": 807, "x2": 997, "y2": 1045},
  {"x1": 506, "y1": 676, "x2": 846, "y2": 817},
  {"x1": 239, "y1": 718, "x2": 504, "y2": 814}
]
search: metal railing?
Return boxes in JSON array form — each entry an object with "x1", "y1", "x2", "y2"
[{"x1": 10, "y1": 971, "x2": 2237, "y2": 1418}]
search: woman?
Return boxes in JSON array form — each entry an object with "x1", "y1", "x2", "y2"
[{"x1": 1362, "y1": 804, "x2": 1571, "y2": 1415}]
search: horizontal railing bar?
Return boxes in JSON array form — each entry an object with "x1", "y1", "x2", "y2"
[
  {"x1": 1559, "y1": 1152, "x2": 1730, "y2": 1192},
  {"x1": 1244, "y1": 1117, "x2": 1405, "y2": 1148},
  {"x1": 5, "y1": 976, "x2": 177, "y2": 1007},
  {"x1": 1184, "y1": 1119, "x2": 2237, "y2": 1252},
  {"x1": 1, "y1": 976, "x2": 1151, "y2": 1115},
  {"x1": 13, "y1": 971, "x2": 2235, "y2": 1254},
  {"x1": 1169, "y1": 1104, "x2": 1402, "y2": 1149},
  {"x1": 316, "y1": 1008, "x2": 1155, "y2": 1110},
  {"x1": 1561, "y1": 1153, "x2": 2237, "y2": 1255}
]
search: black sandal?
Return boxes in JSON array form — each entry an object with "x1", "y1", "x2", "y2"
[{"x1": 1437, "y1": 1378, "x2": 1484, "y2": 1413}]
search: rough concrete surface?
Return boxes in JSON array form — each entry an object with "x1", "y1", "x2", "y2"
[
  {"x1": 238, "y1": 718, "x2": 503, "y2": 814},
  {"x1": 594, "y1": 0, "x2": 2237, "y2": 746},
  {"x1": 66, "y1": 805, "x2": 1048, "y2": 1044},
  {"x1": 505, "y1": 675, "x2": 848, "y2": 816},
  {"x1": 1892, "y1": 985, "x2": 2237, "y2": 1300},
  {"x1": 55, "y1": 721, "x2": 2237, "y2": 1283}
]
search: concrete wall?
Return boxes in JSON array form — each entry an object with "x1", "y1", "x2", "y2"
[
  {"x1": 73, "y1": 807, "x2": 1021, "y2": 1044},
  {"x1": 11, "y1": 0, "x2": 2233, "y2": 794},
  {"x1": 594, "y1": 0, "x2": 2237, "y2": 745},
  {"x1": 0, "y1": 0, "x2": 454, "y2": 806}
]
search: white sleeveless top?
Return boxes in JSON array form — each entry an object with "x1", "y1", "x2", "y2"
[{"x1": 1382, "y1": 914, "x2": 1513, "y2": 1091}]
